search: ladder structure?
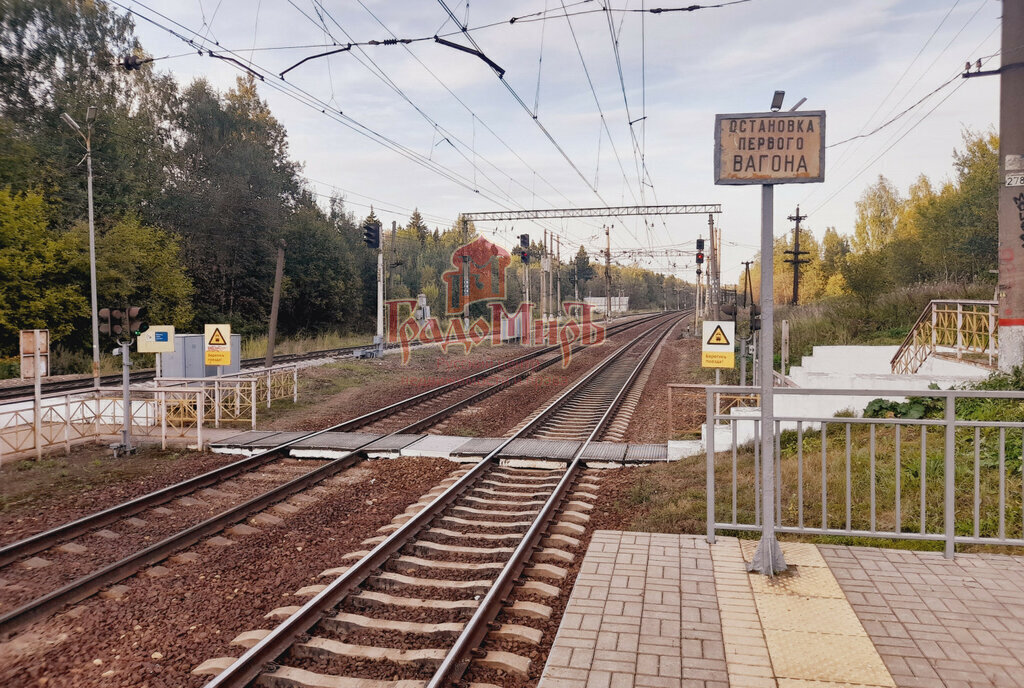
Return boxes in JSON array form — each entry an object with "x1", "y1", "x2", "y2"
[{"x1": 891, "y1": 300, "x2": 998, "y2": 374}]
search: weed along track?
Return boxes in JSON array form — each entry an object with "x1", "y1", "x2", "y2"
[
  {"x1": 193, "y1": 314, "x2": 682, "y2": 688},
  {"x1": 0, "y1": 314, "x2": 669, "y2": 641}
]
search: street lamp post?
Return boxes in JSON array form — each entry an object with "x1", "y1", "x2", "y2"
[{"x1": 61, "y1": 107, "x2": 100, "y2": 385}]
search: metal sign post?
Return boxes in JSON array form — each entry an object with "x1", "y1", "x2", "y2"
[{"x1": 714, "y1": 100, "x2": 826, "y2": 575}]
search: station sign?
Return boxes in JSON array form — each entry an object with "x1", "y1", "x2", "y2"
[
  {"x1": 714, "y1": 111, "x2": 825, "y2": 185},
  {"x1": 701, "y1": 320, "x2": 735, "y2": 368},
  {"x1": 204, "y1": 324, "x2": 231, "y2": 366},
  {"x1": 138, "y1": 325, "x2": 175, "y2": 353}
]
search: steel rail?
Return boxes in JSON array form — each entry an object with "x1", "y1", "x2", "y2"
[
  {"x1": 427, "y1": 315, "x2": 681, "y2": 687},
  {"x1": 0, "y1": 321, "x2": 630, "y2": 567},
  {"x1": 202, "y1": 312, "x2": 683, "y2": 688},
  {"x1": 0, "y1": 315, "x2": 667, "y2": 636}
]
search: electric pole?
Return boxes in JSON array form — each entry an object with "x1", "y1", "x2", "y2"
[
  {"x1": 784, "y1": 206, "x2": 810, "y2": 305},
  {"x1": 997, "y1": 1, "x2": 1024, "y2": 370},
  {"x1": 542, "y1": 228, "x2": 548, "y2": 322},
  {"x1": 741, "y1": 261, "x2": 753, "y2": 307},
  {"x1": 605, "y1": 225, "x2": 612, "y2": 321},
  {"x1": 708, "y1": 214, "x2": 722, "y2": 319},
  {"x1": 265, "y1": 239, "x2": 286, "y2": 369},
  {"x1": 555, "y1": 236, "x2": 562, "y2": 317}
]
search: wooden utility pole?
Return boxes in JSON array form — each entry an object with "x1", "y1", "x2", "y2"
[
  {"x1": 265, "y1": 239, "x2": 286, "y2": 369},
  {"x1": 741, "y1": 261, "x2": 754, "y2": 307},
  {"x1": 997, "y1": 1, "x2": 1024, "y2": 370},
  {"x1": 784, "y1": 206, "x2": 810, "y2": 305}
]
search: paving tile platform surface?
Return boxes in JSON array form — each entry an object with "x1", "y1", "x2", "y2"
[
  {"x1": 540, "y1": 532, "x2": 1024, "y2": 688},
  {"x1": 820, "y1": 545, "x2": 1024, "y2": 688}
]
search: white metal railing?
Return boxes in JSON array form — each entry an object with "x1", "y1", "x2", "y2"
[
  {"x1": 704, "y1": 385, "x2": 1024, "y2": 558},
  {"x1": 0, "y1": 366, "x2": 298, "y2": 460}
]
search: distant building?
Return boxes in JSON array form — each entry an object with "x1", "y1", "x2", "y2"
[{"x1": 583, "y1": 296, "x2": 629, "y2": 314}]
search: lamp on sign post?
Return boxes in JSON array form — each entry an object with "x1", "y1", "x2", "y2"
[{"x1": 62, "y1": 107, "x2": 100, "y2": 386}]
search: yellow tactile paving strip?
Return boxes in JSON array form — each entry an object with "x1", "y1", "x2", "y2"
[{"x1": 724, "y1": 537, "x2": 896, "y2": 688}]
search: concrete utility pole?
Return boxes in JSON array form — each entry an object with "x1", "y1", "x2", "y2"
[
  {"x1": 784, "y1": 206, "x2": 810, "y2": 305},
  {"x1": 556, "y1": 236, "x2": 562, "y2": 317},
  {"x1": 605, "y1": 225, "x2": 612, "y2": 321},
  {"x1": 265, "y1": 239, "x2": 286, "y2": 369},
  {"x1": 377, "y1": 228, "x2": 385, "y2": 354},
  {"x1": 61, "y1": 108, "x2": 100, "y2": 385},
  {"x1": 708, "y1": 214, "x2": 721, "y2": 319},
  {"x1": 998, "y1": 0, "x2": 1024, "y2": 371},
  {"x1": 542, "y1": 228, "x2": 548, "y2": 322}
]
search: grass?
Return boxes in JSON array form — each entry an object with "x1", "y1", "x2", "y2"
[
  {"x1": 242, "y1": 331, "x2": 374, "y2": 360},
  {"x1": 775, "y1": 281, "x2": 994, "y2": 363},
  {"x1": 621, "y1": 417, "x2": 1024, "y2": 555}
]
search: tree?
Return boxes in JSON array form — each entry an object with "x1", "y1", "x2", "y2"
[
  {"x1": 162, "y1": 76, "x2": 300, "y2": 331},
  {"x1": 407, "y1": 208, "x2": 428, "y2": 243},
  {"x1": 0, "y1": 188, "x2": 88, "y2": 349},
  {"x1": 84, "y1": 215, "x2": 194, "y2": 328},
  {"x1": 570, "y1": 246, "x2": 595, "y2": 294},
  {"x1": 852, "y1": 175, "x2": 904, "y2": 252}
]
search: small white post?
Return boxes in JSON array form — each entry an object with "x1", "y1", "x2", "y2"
[
  {"x1": 214, "y1": 379, "x2": 221, "y2": 429},
  {"x1": 250, "y1": 379, "x2": 256, "y2": 428},
  {"x1": 197, "y1": 389, "x2": 204, "y2": 451},
  {"x1": 33, "y1": 330, "x2": 42, "y2": 460},
  {"x1": 293, "y1": 367, "x2": 298, "y2": 403},
  {"x1": 160, "y1": 390, "x2": 167, "y2": 450},
  {"x1": 64, "y1": 394, "x2": 71, "y2": 455}
]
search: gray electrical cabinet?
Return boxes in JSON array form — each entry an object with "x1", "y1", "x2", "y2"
[{"x1": 160, "y1": 333, "x2": 241, "y2": 378}]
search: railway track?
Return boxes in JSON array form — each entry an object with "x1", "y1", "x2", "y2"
[
  {"x1": 195, "y1": 313, "x2": 681, "y2": 688},
  {"x1": 0, "y1": 313, "x2": 673, "y2": 638},
  {"x1": 0, "y1": 341, "x2": 407, "y2": 402}
]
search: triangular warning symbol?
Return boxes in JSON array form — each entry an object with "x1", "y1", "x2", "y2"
[
  {"x1": 706, "y1": 325, "x2": 730, "y2": 346},
  {"x1": 208, "y1": 328, "x2": 228, "y2": 346}
]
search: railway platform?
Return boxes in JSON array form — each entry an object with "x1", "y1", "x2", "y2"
[{"x1": 541, "y1": 532, "x2": 1024, "y2": 688}]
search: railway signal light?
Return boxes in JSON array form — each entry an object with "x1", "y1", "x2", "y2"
[
  {"x1": 696, "y1": 251, "x2": 704, "y2": 265},
  {"x1": 362, "y1": 221, "x2": 381, "y2": 249},
  {"x1": 99, "y1": 308, "x2": 112, "y2": 336},
  {"x1": 127, "y1": 306, "x2": 148, "y2": 337},
  {"x1": 751, "y1": 303, "x2": 761, "y2": 331},
  {"x1": 519, "y1": 234, "x2": 529, "y2": 248},
  {"x1": 110, "y1": 309, "x2": 124, "y2": 337},
  {"x1": 696, "y1": 238, "x2": 704, "y2": 251}
]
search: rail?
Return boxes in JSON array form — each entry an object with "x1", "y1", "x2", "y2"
[
  {"x1": 202, "y1": 314, "x2": 681, "y2": 688},
  {"x1": 891, "y1": 299, "x2": 998, "y2": 374},
  {"x1": 704, "y1": 385, "x2": 1024, "y2": 558}
]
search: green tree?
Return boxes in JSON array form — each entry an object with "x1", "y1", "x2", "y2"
[
  {"x1": 84, "y1": 215, "x2": 194, "y2": 328},
  {"x1": 570, "y1": 246, "x2": 596, "y2": 294},
  {"x1": 0, "y1": 188, "x2": 88, "y2": 350},
  {"x1": 852, "y1": 175, "x2": 904, "y2": 252},
  {"x1": 407, "y1": 208, "x2": 428, "y2": 243}
]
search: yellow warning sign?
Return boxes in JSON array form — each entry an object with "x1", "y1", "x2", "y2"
[
  {"x1": 701, "y1": 320, "x2": 735, "y2": 369},
  {"x1": 207, "y1": 328, "x2": 228, "y2": 346},
  {"x1": 702, "y1": 351, "x2": 735, "y2": 368},
  {"x1": 204, "y1": 323, "x2": 232, "y2": 366},
  {"x1": 706, "y1": 325, "x2": 730, "y2": 346}
]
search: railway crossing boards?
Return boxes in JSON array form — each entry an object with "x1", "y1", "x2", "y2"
[
  {"x1": 702, "y1": 320, "x2": 735, "y2": 368},
  {"x1": 204, "y1": 324, "x2": 231, "y2": 366}
]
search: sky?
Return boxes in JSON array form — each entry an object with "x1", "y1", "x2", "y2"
[{"x1": 117, "y1": 0, "x2": 1003, "y2": 283}]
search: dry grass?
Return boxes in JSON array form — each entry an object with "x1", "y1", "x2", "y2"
[{"x1": 241, "y1": 331, "x2": 373, "y2": 360}]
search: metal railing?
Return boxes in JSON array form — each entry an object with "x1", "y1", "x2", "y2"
[
  {"x1": 1, "y1": 367, "x2": 298, "y2": 460},
  {"x1": 668, "y1": 383, "x2": 759, "y2": 437},
  {"x1": 891, "y1": 300, "x2": 998, "y2": 374},
  {"x1": 705, "y1": 385, "x2": 1024, "y2": 558}
]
